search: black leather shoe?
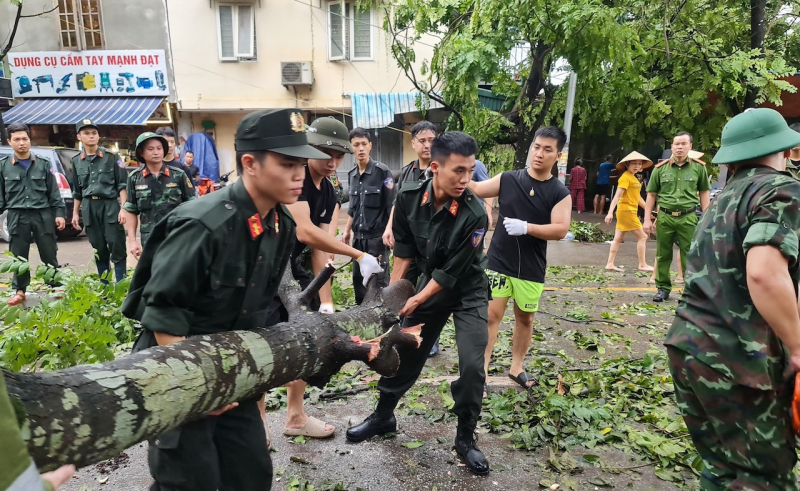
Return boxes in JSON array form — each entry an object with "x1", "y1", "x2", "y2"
[
  {"x1": 653, "y1": 289, "x2": 670, "y2": 302},
  {"x1": 454, "y1": 421, "x2": 490, "y2": 476},
  {"x1": 346, "y1": 412, "x2": 397, "y2": 443}
]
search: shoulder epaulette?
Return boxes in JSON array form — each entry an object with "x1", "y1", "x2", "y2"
[
  {"x1": 654, "y1": 160, "x2": 668, "y2": 168},
  {"x1": 690, "y1": 158, "x2": 707, "y2": 166},
  {"x1": 399, "y1": 179, "x2": 427, "y2": 193},
  {"x1": 165, "y1": 164, "x2": 187, "y2": 176},
  {"x1": 375, "y1": 161, "x2": 391, "y2": 172},
  {"x1": 176, "y1": 194, "x2": 237, "y2": 231},
  {"x1": 462, "y1": 189, "x2": 485, "y2": 216}
]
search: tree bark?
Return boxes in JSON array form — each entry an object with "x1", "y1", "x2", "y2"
[
  {"x1": 744, "y1": 0, "x2": 766, "y2": 109},
  {"x1": 4, "y1": 265, "x2": 418, "y2": 471}
]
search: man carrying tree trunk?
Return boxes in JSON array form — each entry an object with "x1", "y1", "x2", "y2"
[
  {"x1": 346, "y1": 132, "x2": 492, "y2": 476},
  {"x1": 70, "y1": 119, "x2": 128, "y2": 283},
  {"x1": 121, "y1": 109, "x2": 329, "y2": 491},
  {"x1": 262, "y1": 117, "x2": 383, "y2": 441},
  {"x1": 0, "y1": 123, "x2": 66, "y2": 306}
]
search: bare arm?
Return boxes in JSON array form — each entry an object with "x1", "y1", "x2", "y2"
[
  {"x1": 643, "y1": 192, "x2": 658, "y2": 233},
  {"x1": 390, "y1": 256, "x2": 412, "y2": 284},
  {"x1": 343, "y1": 215, "x2": 354, "y2": 245},
  {"x1": 484, "y1": 197, "x2": 494, "y2": 230},
  {"x1": 699, "y1": 190, "x2": 710, "y2": 212},
  {"x1": 315, "y1": 222, "x2": 334, "y2": 305},
  {"x1": 747, "y1": 245, "x2": 800, "y2": 355},
  {"x1": 123, "y1": 211, "x2": 139, "y2": 240},
  {"x1": 382, "y1": 206, "x2": 395, "y2": 248},
  {"x1": 606, "y1": 186, "x2": 626, "y2": 218},
  {"x1": 399, "y1": 277, "x2": 444, "y2": 317},
  {"x1": 525, "y1": 196, "x2": 571, "y2": 240},
  {"x1": 467, "y1": 174, "x2": 502, "y2": 199},
  {"x1": 286, "y1": 201, "x2": 364, "y2": 260}
]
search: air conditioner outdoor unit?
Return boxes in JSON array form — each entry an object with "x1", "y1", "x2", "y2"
[{"x1": 281, "y1": 62, "x2": 314, "y2": 86}]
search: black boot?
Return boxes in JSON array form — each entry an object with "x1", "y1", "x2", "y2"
[
  {"x1": 653, "y1": 289, "x2": 670, "y2": 302},
  {"x1": 454, "y1": 419, "x2": 490, "y2": 476},
  {"x1": 346, "y1": 411, "x2": 397, "y2": 443}
]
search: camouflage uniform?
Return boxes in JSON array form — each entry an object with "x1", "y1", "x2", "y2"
[
  {"x1": 123, "y1": 164, "x2": 195, "y2": 246},
  {"x1": 665, "y1": 165, "x2": 800, "y2": 490}
]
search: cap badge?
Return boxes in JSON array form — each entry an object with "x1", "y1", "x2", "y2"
[
  {"x1": 290, "y1": 112, "x2": 306, "y2": 133},
  {"x1": 83, "y1": 119, "x2": 92, "y2": 125}
]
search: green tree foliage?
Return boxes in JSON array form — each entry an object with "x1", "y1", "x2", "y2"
[{"x1": 384, "y1": 0, "x2": 798, "y2": 165}]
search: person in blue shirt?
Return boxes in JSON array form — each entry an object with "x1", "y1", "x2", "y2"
[
  {"x1": 429, "y1": 159, "x2": 494, "y2": 357},
  {"x1": 594, "y1": 156, "x2": 615, "y2": 214}
]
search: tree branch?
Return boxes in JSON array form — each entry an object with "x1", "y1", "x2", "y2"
[
  {"x1": 0, "y1": 1, "x2": 23, "y2": 61},
  {"x1": 21, "y1": 4, "x2": 59, "y2": 18}
]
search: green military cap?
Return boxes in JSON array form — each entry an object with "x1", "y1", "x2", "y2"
[
  {"x1": 135, "y1": 132, "x2": 170, "y2": 163},
  {"x1": 307, "y1": 117, "x2": 353, "y2": 154},
  {"x1": 76, "y1": 118, "x2": 98, "y2": 133},
  {"x1": 713, "y1": 108, "x2": 800, "y2": 165},
  {"x1": 235, "y1": 109, "x2": 328, "y2": 159}
]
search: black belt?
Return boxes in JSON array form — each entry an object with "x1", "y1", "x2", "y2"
[
  {"x1": 89, "y1": 196, "x2": 116, "y2": 200},
  {"x1": 660, "y1": 208, "x2": 694, "y2": 217},
  {"x1": 353, "y1": 231, "x2": 382, "y2": 240}
]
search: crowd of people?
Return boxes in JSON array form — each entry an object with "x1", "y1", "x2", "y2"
[{"x1": 3, "y1": 107, "x2": 800, "y2": 491}]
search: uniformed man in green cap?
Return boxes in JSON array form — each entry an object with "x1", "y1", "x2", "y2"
[
  {"x1": 0, "y1": 123, "x2": 66, "y2": 306},
  {"x1": 121, "y1": 109, "x2": 329, "y2": 491},
  {"x1": 643, "y1": 132, "x2": 710, "y2": 302},
  {"x1": 70, "y1": 119, "x2": 128, "y2": 282},
  {"x1": 665, "y1": 108, "x2": 800, "y2": 490},
  {"x1": 346, "y1": 131, "x2": 492, "y2": 476},
  {"x1": 123, "y1": 132, "x2": 194, "y2": 257}
]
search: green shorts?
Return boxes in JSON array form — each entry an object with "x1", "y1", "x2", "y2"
[{"x1": 486, "y1": 269, "x2": 544, "y2": 312}]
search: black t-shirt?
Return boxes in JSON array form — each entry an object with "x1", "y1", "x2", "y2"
[
  {"x1": 292, "y1": 166, "x2": 337, "y2": 258},
  {"x1": 487, "y1": 169, "x2": 570, "y2": 283}
]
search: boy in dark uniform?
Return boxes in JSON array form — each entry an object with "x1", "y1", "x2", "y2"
[
  {"x1": 346, "y1": 132, "x2": 491, "y2": 476},
  {"x1": 121, "y1": 109, "x2": 329, "y2": 491}
]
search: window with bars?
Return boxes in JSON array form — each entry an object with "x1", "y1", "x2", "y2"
[
  {"x1": 58, "y1": 0, "x2": 104, "y2": 50},
  {"x1": 327, "y1": 1, "x2": 373, "y2": 61},
  {"x1": 217, "y1": 3, "x2": 257, "y2": 62}
]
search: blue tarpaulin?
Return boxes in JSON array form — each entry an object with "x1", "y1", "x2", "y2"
[
  {"x1": 2, "y1": 97, "x2": 163, "y2": 125},
  {"x1": 185, "y1": 132, "x2": 219, "y2": 181},
  {"x1": 350, "y1": 92, "x2": 444, "y2": 129}
]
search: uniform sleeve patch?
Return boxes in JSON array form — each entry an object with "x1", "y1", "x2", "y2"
[
  {"x1": 185, "y1": 176, "x2": 194, "y2": 189},
  {"x1": 471, "y1": 228, "x2": 486, "y2": 248},
  {"x1": 117, "y1": 158, "x2": 125, "y2": 168},
  {"x1": 384, "y1": 177, "x2": 394, "y2": 189}
]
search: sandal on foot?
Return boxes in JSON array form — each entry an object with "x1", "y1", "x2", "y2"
[
  {"x1": 508, "y1": 371, "x2": 537, "y2": 390},
  {"x1": 482, "y1": 383, "x2": 489, "y2": 398},
  {"x1": 283, "y1": 416, "x2": 335, "y2": 439},
  {"x1": 6, "y1": 292, "x2": 25, "y2": 307}
]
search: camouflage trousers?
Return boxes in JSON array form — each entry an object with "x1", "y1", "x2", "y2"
[{"x1": 666, "y1": 346, "x2": 798, "y2": 491}]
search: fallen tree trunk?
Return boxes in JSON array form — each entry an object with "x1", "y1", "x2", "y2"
[{"x1": 4, "y1": 265, "x2": 418, "y2": 471}]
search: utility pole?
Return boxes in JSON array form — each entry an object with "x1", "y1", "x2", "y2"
[{"x1": 557, "y1": 72, "x2": 578, "y2": 184}]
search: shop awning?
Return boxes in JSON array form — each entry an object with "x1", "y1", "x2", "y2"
[
  {"x1": 350, "y1": 92, "x2": 444, "y2": 129},
  {"x1": 2, "y1": 97, "x2": 164, "y2": 126}
]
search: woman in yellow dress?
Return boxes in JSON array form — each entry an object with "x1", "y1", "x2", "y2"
[{"x1": 604, "y1": 151, "x2": 654, "y2": 272}]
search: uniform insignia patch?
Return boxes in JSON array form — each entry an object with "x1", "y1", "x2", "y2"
[
  {"x1": 248, "y1": 213, "x2": 264, "y2": 239},
  {"x1": 116, "y1": 158, "x2": 125, "y2": 168},
  {"x1": 274, "y1": 211, "x2": 280, "y2": 235},
  {"x1": 384, "y1": 177, "x2": 394, "y2": 189},
  {"x1": 449, "y1": 201, "x2": 459, "y2": 216},
  {"x1": 329, "y1": 175, "x2": 339, "y2": 187},
  {"x1": 135, "y1": 185, "x2": 148, "y2": 190},
  {"x1": 166, "y1": 183, "x2": 177, "y2": 188},
  {"x1": 421, "y1": 191, "x2": 429, "y2": 205},
  {"x1": 185, "y1": 176, "x2": 193, "y2": 189},
  {"x1": 290, "y1": 112, "x2": 306, "y2": 133},
  {"x1": 471, "y1": 228, "x2": 485, "y2": 248}
]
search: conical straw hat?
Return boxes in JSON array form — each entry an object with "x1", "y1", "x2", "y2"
[{"x1": 617, "y1": 151, "x2": 653, "y2": 171}]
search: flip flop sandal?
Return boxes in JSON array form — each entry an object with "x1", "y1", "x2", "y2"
[
  {"x1": 483, "y1": 383, "x2": 489, "y2": 398},
  {"x1": 283, "y1": 416, "x2": 335, "y2": 439},
  {"x1": 508, "y1": 371, "x2": 537, "y2": 390}
]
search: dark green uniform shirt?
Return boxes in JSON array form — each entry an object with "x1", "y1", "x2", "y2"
[
  {"x1": 393, "y1": 179, "x2": 488, "y2": 292},
  {"x1": 71, "y1": 147, "x2": 127, "y2": 200},
  {"x1": 665, "y1": 166, "x2": 800, "y2": 389},
  {"x1": 786, "y1": 159, "x2": 800, "y2": 180},
  {"x1": 122, "y1": 179, "x2": 296, "y2": 343},
  {"x1": 348, "y1": 159, "x2": 395, "y2": 237},
  {"x1": 0, "y1": 155, "x2": 65, "y2": 218},
  {"x1": 646, "y1": 158, "x2": 710, "y2": 210},
  {"x1": 123, "y1": 164, "x2": 195, "y2": 241}
]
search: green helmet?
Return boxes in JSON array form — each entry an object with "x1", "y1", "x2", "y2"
[
  {"x1": 712, "y1": 108, "x2": 800, "y2": 165},
  {"x1": 307, "y1": 117, "x2": 353, "y2": 155},
  {"x1": 134, "y1": 132, "x2": 170, "y2": 163}
]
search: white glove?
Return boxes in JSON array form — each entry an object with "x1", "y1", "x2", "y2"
[
  {"x1": 319, "y1": 303, "x2": 334, "y2": 314},
  {"x1": 356, "y1": 253, "x2": 383, "y2": 287},
  {"x1": 503, "y1": 217, "x2": 528, "y2": 236}
]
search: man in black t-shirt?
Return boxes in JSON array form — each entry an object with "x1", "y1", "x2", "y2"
[
  {"x1": 262, "y1": 117, "x2": 383, "y2": 441},
  {"x1": 469, "y1": 127, "x2": 572, "y2": 394}
]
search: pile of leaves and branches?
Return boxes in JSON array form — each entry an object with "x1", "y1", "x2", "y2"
[
  {"x1": 569, "y1": 221, "x2": 614, "y2": 243},
  {"x1": 483, "y1": 350, "x2": 699, "y2": 486},
  {"x1": 0, "y1": 256, "x2": 136, "y2": 371}
]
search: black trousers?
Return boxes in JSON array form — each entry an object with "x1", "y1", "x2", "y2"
[
  {"x1": 377, "y1": 278, "x2": 489, "y2": 421},
  {"x1": 352, "y1": 236, "x2": 389, "y2": 304},
  {"x1": 148, "y1": 398, "x2": 272, "y2": 491},
  {"x1": 8, "y1": 209, "x2": 59, "y2": 292}
]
